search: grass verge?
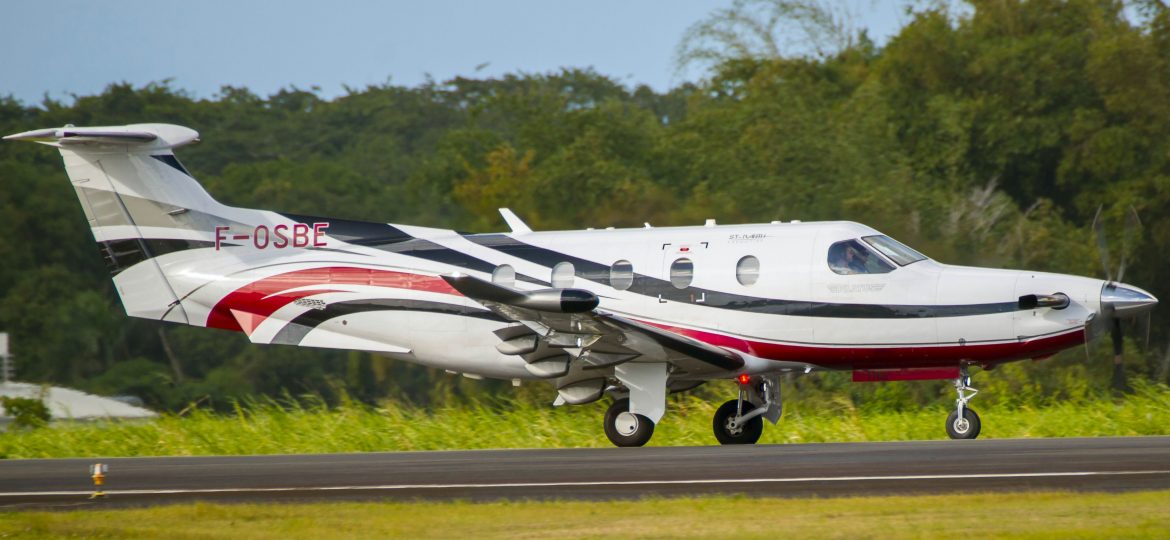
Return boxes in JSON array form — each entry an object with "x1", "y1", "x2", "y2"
[
  {"x1": 1, "y1": 385, "x2": 1168, "y2": 458},
  {"x1": 1, "y1": 491, "x2": 1169, "y2": 539}
]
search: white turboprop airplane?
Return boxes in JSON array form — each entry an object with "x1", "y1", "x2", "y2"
[{"x1": 5, "y1": 123, "x2": 1159, "y2": 446}]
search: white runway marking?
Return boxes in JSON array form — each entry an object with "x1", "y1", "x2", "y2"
[{"x1": 2, "y1": 470, "x2": 1169, "y2": 498}]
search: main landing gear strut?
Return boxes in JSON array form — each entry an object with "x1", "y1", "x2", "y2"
[
  {"x1": 946, "y1": 365, "x2": 981, "y2": 440},
  {"x1": 603, "y1": 363, "x2": 667, "y2": 447},
  {"x1": 602, "y1": 372, "x2": 783, "y2": 447}
]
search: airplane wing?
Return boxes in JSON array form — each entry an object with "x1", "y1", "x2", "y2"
[{"x1": 442, "y1": 274, "x2": 744, "y2": 405}]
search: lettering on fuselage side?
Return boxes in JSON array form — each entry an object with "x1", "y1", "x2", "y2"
[
  {"x1": 728, "y1": 233, "x2": 767, "y2": 243},
  {"x1": 827, "y1": 283, "x2": 887, "y2": 294},
  {"x1": 214, "y1": 223, "x2": 329, "y2": 251}
]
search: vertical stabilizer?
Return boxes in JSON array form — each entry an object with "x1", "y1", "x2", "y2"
[{"x1": 4, "y1": 124, "x2": 259, "y2": 323}]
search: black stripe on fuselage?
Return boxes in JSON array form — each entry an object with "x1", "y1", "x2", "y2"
[
  {"x1": 271, "y1": 299, "x2": 506, "y2": 346},
  {"x1": 280, "y1": 214, "x2": 549, "y2": 285},
  {"x1": 463, "y1": 234, "x2": 1019, "y2": 319}
]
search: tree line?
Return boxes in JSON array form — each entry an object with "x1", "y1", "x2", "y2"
[{"x1": 0, "y1": 0, "x2": 1167, "y2": 411}]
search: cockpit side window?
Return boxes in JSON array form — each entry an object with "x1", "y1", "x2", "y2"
[{"x1": 827, "y1": 239, "x2": 894, "y2": 275}]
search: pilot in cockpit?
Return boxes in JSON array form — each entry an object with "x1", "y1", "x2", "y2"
[
  {"x1": 829, "y1": 242, "x2": 858, "y2": 274},
  {"x1": 844, "y1": 244, "x2": 869, "y2": 273},
  {"x1": 829, "y1": 239, "x2": 891, "y2": 275}
]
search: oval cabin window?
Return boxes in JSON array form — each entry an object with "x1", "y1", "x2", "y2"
[
  {"x1": 551, "y1": 262, "x2": 575, "y2": 288},
  {"x1": 610, "y1": 260, "x2": 634, "y2": 291},
  {"x1": 736, "y1": 256, "x2": 760, "y2": 286},
  {"x1": 670, "y1": 258, "x2": 693, "y2": 289}
]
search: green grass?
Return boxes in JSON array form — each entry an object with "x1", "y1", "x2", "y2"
[
  {"x1": 2, "y1": 383, "x2": 1168, "y2": 458},
  {"x1": 2, "y1": 491, "x2": 1169, "y2": 539}
]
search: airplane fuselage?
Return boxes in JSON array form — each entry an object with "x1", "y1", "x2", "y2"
[
  {"x1": 149, "y1": 216, "x2": 1102, "y2": 381},
  {"x1": 7, "y1": 123, "x2": 1156, "y2": 446}
]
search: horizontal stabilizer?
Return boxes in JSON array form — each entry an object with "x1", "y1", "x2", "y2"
[{"x1": 4, "y1": 124, "x2": 199, "y2": 149}]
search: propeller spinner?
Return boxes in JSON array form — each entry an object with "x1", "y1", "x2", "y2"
[{"x1": 1089, "y1": 206, "x2": 1158, "y2": 391}]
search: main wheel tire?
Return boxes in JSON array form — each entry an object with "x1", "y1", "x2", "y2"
[
  {"x1": 604, "y1": 398, "x2": 655, "y2": 447},
  {"x1": 945, "y1": 407, "x2": 981, "y2": 440},
  {"x1": 712, "y1": 399, "x2": 764, "y2": 445}
]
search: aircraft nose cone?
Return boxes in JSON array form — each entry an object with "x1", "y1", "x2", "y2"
[{"x1": 1101, "y1": 282, "x2": 1158, "y2": 318}]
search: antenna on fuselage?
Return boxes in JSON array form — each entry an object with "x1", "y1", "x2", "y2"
[{"x1": 498, "y1": 208, "x2": 532, "y2": 234}]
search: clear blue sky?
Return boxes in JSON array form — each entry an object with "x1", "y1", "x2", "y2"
[{"x1": 0, "y1": 1, "x2": 908, "y2": 105}]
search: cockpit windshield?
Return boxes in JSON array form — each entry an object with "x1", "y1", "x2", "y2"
[
  {"x1": 827, "y1": 239, "x2": 894, "y2": 275},
  {"x1": 862, "y1": 235, "x2": 927, "y2": 266}
]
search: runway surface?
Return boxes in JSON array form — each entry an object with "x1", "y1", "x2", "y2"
[{"x1": 1, "y1": 436, "x2": 1169, "y2": 509}]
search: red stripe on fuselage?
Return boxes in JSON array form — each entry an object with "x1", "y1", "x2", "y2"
[
  {"x1": 638, "y1": 320, "x2": 1085, "y2": 369},
  {"x1": 207, "y1": 267, "x2": 459, "y2": 332},
  {"x1": 207, "y1": 268, "x2": 1084, "y2": 370}
]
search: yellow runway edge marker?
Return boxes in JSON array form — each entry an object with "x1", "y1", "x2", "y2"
[{"x1": 90, "y1": 463, "x2": 107, "y2": 499}]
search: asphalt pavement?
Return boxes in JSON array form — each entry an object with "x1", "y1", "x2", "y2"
[{"x1": 1, "y1": 436, "x2": 1168, "y2": 509}]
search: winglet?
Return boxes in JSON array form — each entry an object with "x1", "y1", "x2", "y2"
[{"x1": 499, "y1": 208, "x2": 532, "y2": 234}]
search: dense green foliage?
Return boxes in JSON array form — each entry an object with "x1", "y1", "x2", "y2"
[
  {"x1": 0, "y1": 396, "x2": 50, "y2": 430},
  {"x1": 0, "y1": 0, "x2": 1168, "y2": 413}
]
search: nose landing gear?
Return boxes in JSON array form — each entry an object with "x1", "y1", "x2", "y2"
[
  {"x1": 713, "y1": 398, "x2": 764, "y2": 444},
  {"x1": 712, "y1": 374, "x2": 781, "y2": 445},
  {"x1": 946, "y1": 365, "x2": 981, "y2": 439}
]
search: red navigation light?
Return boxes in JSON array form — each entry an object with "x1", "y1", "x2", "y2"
[{"x1": 737, "y1": 374, "x2": 751, "y2": 385}]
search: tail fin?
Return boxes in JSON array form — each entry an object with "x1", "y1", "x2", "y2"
[{"x1": 4, "y1": 124, "x2": 263, "y2": 324}]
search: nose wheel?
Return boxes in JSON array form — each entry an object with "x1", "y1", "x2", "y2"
[
  {"x1": 946, "y1": 407, "x2": 981, "y2": 439},
  {"x1": 713, "y1": 399, "x2": 764, "y2": 444},
  {"x1": 947, "y1": 366, "x2": 981, "y2": 440}
]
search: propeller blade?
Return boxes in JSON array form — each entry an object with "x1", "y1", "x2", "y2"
[
  {"x1": 1111, "y1": 318, "x2": 1124, "y2": 357},
  {"x1": 1083, "y1": 323, "x2": 1094, "y2": 364},
  {"x1": 1112, "y1": 363, "x2": 1128, "y2": 392},
  {"x1": 1084, "y1": 312, "x2": 1108, "y2": 343},
  {"x1": 1117, "y1": 206, "x2": 1141, "y2": 284},
  {"x1": 1159, "y1": 337, "x2": 1170, "y2": 384},
  {"x1": 1111, "y1": 318, "x2": 1129, "y2": 392},
  {"x1": 1142, "y1": 311, "x2": 1152, "y2": 351},
  {"x1": 1091, "y1": 205, "x2": 1113, "y2": 282}
]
